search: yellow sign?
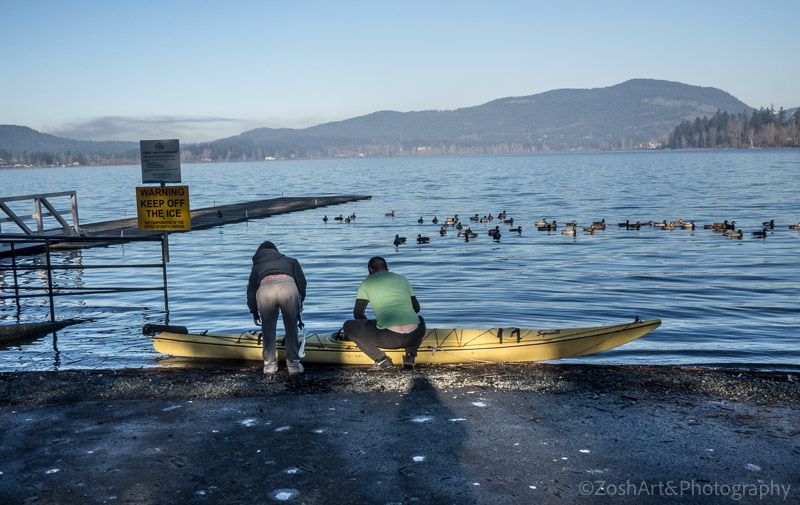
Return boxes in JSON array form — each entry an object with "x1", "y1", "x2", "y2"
[{"x1": 136, "y1": 186, "x2": 191, "y2": 231}]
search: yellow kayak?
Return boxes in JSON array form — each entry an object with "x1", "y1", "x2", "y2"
[{"x1": 146, "y1": 318, "x2": 660, "y2": 365}]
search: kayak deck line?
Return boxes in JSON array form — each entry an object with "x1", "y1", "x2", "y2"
[
  {"x1": 150, "y1": 320, "x2": 660, "y2": 349},
  {"x1": 149, "y1": 318, "x2": 662, "y2": 365}
]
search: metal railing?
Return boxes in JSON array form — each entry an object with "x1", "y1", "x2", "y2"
[
  {"x1": 0, "y1": 234, "x2": 170, "y2": 324},
  {"x1": 0, "y1": 191, "x2": 80, "y2": 236}
]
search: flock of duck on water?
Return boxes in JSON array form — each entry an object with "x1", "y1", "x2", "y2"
[{"x1": 321, "y1": 211, "x2": 800, "y2": 245}]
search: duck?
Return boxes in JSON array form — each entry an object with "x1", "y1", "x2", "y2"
[
  {"x1": 789, "y1": 223, "x2": 800, "y2": 230},
  {"x1": 538, "y1": 220, "x2": 557, "y2": 231},
  {"x1": 626, "y1": 221, "x2": 642, "y2": 230},
  {"x1": 334, "y1": 214, "x2": 344, "y2": 221},
  {"x1": 393, "y1": 234, "x2": 406, "y2": 247},
  {"x1": 752, "y1": 229, "x2": 768, "y2": 238},
  {"x1": 653, "y1": 220, "x2": 666, "y2": 228},
  {"x1": 503, "y1": 217, "x2": 514, "y2": 224},
  {"x1": 660, "y1": 220, "x2": 674, "y2": 231},
  {"x1": 762, "y1": 219, "x2": 775, "y2": 229},
  {"x1": 681, "y1": 220, "x2": 696, "y2": 230},
  {"x1": 455, "y1": 222, "x2": 464, "y2": 230},
  {"x1": 488, "y1": 226, "x2": 501, "y2": 237},
  {"x1": 562, "y1": 220, "x2": 577, "y2": 227},
  {"x1": 439, "y1": 226, "x2": 447, "y2": 236},
  {"x1": 488, "y1": 214, "x2": 494, "y2": 221},
  {"x1": 417, "y1": 217, "x2": 424, "y2": 224},
  {"x1": 349, "y1": 213, "x2": 357, "y2": 219},
  {"x1": 344, "y1": 216, "x2": 351, "y2": 223},
  {"x1": 498, "y1": 210, "x2": 507, "y2": 219},
  {"x1": 562, "y1": 224, "x2": 577, "y2": 236},
  {"x1": 469, "y1": 214, "x2": 480, "y2": 221},
  {"x1": 711, "y1": 220, "x2": 735, "y2": 231},
  {"x1": 534, "y1": 218, "x2": 548, "y2": 227},
  {"x1": 322, "y1": 215, "x2": 328, "y2": 223},
  {"x1": 217, "y1": 209, "x2": 223, "y2": 218},
  {"x1": 509, "y1": 226, "x2": 522, "y2": 234},
  {"x1": 445, "y1": 215, "x2": 458, "y2": 225},
  {"x1": 618, "y1": 220, "x2": 631, "y2": 227},
  {"x1": 416, "y1": 234, "x2": 430, "y2": 244},
  {"x1": 582, "y1": 226, "x2": 595, "y2": 234},
  {"x1": 492, "y1": 230, "x2": 501, "y2": 242},
  {"x1": 670, "y1": 219, "x2": 684, "y2": 227},
  {"x1": 385, "y1": 210, "x2": 395, "y2": 217},
  {"x1": 592, "y1": 219, "x2": 606, "y2": 229},
  {"x1": 724, "y1": 229, "x2": 743, "y2": 238},
  {"x1": 432, "y1": 216, "x2": 439, "y2": 224},
  {"x1": 480, "y1": 216, "x2": 488, "y2": 223}
]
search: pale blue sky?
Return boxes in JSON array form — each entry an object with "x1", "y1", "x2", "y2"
[{"x1": 2, "y1": 0, "x2": 798, "y2": 142}]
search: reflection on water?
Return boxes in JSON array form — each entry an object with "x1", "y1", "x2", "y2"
[{"x1": 1, "y1": 150, "x2": 799, "y2": 371}]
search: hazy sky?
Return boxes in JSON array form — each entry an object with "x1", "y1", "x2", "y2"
[{"x1": 3, "y1": 0, "x2": 798, "y2": 143}]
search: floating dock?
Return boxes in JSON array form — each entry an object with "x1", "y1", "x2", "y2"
[
  {"x1": 81, "y1": 195, "x2": 370, "y2": 238},
  {"x1": 1, "y1": 195, "x2": 370, "y2": 254}
]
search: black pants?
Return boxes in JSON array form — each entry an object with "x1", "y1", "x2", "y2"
[{"x1": 342, "y1": 316, "x2": 426, "y2": 361}]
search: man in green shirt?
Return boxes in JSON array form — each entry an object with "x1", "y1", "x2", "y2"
[{"x1": 343, "y1": 256, "x2": 426, "y2": 370}]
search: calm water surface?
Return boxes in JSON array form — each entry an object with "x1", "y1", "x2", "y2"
[{"x1": 1, "y1": 150, "x2": 798, "y2": 371}]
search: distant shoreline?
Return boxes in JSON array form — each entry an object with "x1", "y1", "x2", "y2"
[{"x1": 2, "y1": 146, "x2": 796, "y2": 170}]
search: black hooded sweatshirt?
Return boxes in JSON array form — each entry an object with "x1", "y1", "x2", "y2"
[{"x1": 246, "y1": 248, "x2": 307, "y2": 316}]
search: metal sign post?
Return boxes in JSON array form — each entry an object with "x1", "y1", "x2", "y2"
[
  {"x1": 161, "y1": 183, "x2": 170, "y2": 263},
  {"x1": 137, "y1": 139, "x2": 189, "y2": 264}
]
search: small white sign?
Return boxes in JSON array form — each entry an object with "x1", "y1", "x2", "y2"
[{"x1": 140, "y1": 139, "x2": 181, "y2": 183}]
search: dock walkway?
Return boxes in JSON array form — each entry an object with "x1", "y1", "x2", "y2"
[
  {"x1": 81, "y1": 194, "x2": 370, "y2": 238},
  {"x1": 2, "y1": 195, "x2": 369, "y2": 254}
]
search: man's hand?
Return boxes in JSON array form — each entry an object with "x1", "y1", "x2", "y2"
[{"x1": 253, "y1": 317, "x2": 261, "y2": 326}]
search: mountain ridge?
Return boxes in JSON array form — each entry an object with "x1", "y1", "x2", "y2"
[
  {"x1": 5, "y1": 79, "x2": 796, "y2": 163},
  {"x1": 223, "y1": 79, "x2": 754, "y2": 154},
  {"x1": 0, "y1": 125, "x2": 138, "y2": 155}
]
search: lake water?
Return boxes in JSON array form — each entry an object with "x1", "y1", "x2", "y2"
[{"x1": 1, "y1": 150, "x2": 798, "y2": 371}]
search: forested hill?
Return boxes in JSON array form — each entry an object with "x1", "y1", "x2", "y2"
[
  {"x1": 204, "y1": 79, "x2": 752, "y2": 159},
  {"x1": 0, "y1": 125, "x2": 136, "y2": 155}
]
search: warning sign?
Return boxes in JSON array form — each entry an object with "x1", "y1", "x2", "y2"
[{"x1": 136, "y1": 186, "x2": 191, "y2": 231}]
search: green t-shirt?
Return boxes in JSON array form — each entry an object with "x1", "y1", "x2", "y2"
[{"x1": 356, "y1": 271, "x2": 419, "y2": 329}]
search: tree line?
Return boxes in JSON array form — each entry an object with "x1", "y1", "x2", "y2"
[
  {"x1": 0, "y1": 148, "x2": 140, "y2": 168},
  {"x1": 668, "y1": 107, "x2": 800, "y2": 149}
]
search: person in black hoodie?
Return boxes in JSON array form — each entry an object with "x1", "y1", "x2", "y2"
[{"x1": 246, "y1": 241, "x2": 307, "y2": 375}]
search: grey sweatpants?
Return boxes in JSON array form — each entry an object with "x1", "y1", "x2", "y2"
[{"x1": 256, "y1": 277, "x2": 302, "y2": 364}]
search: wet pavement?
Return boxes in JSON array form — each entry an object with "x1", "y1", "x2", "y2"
[{"x1": 1, "y1": 364, "x2": 798, "y2": 504}]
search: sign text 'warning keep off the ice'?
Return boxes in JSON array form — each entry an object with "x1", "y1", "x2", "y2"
[
  {"x1": 140, "y1": 139, "x2": 181, "y2": 183},
  {"x1": 136, "y1": 186, "x2": 191, "y2": 231}
]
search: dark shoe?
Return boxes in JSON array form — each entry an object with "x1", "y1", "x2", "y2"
[
  {"x1": 403, "y1": 354, "x2": 415, "y2": 370},
  {"x1": 370, "y1": 356, "x2": 394, "y2": 371}
]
